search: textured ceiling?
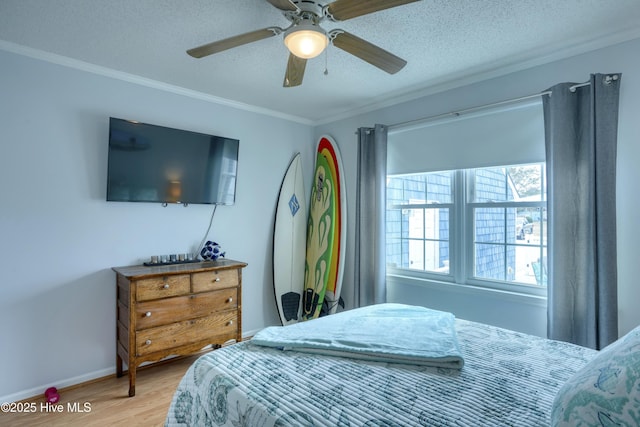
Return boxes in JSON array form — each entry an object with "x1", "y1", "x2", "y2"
[{"x1": 1, "y1": 0, "x2": 640, "y2": 124}]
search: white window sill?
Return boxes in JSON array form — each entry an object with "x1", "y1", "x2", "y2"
[{"x1": 386, "y1": 273, "x2": 548, "y2": 308}]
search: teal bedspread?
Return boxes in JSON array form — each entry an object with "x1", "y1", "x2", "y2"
[
  {"x1": 166, "y1": 307, "x2": 597, "y2": 426},
  {"x1": 251, "y1": 303, "x2": 464, "y2": 368}
]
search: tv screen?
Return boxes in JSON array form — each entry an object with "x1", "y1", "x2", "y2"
[{"x1": 107, "y1": 118, "x2": 239, "y2": 205}]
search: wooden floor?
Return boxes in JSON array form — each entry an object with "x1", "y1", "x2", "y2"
[{"x1": 1, "y1": 354, "x2": 201, "y2": 427}]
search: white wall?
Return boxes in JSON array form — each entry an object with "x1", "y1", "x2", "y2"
[
  {"x1": 0, "y1": 50, "x2": 314, "y2": 401},
  {"x1": 315, "y1": 37, "x2": 640, "y2": 338}
]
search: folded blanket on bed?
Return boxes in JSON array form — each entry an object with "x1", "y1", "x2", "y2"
[{"x1": 251, "y1": 303, "x2": 464, "y2": 368}]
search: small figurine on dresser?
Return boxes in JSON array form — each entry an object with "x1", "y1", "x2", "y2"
[{"x1": 200, "y1": 241, "x2": 225, "y2": 261}]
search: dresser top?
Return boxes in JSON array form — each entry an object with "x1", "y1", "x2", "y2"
[{"x1": 112, "y1": 258, "x2": 247, "y2": 279}]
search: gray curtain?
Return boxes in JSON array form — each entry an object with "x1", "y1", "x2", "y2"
[
  {"x1": 543, "y1": 73, "x2": 621, "y2": 350},
  {"x1": 354, "y1": 124, "x2": 387, "y2": 307}
]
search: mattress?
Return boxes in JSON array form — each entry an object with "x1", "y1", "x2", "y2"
[{"x1": 165, "y1": 317, "x2": 596, "y2": 426}]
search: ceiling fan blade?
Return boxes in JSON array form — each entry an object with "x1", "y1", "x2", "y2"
[
  {"x1": 266, "y1": 0, "x2": 298, "y2": 11},
  {"x1": 327, "y1": 0, "x2": 421, "y2": 21},
  {"x1": 187, "y1": 27, "x2": 281, "y2": 58},
  {"x1": 283, "y1": 53, "x2": 307, "y2": 87},
  {"x1": 330, "y1": 30, "x2": 407, "y2": 74}
]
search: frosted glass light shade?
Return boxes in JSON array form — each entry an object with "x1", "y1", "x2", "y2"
[{"x1": 284, "y1": 24, "x2": 328, "y2": 59}]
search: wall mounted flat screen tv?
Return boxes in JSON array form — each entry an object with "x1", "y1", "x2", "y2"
[{"x1": 107, "y1": 118, "x2": 239, "y2": 205}]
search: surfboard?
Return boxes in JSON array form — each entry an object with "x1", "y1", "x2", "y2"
[
  {"x1": 273, "y1": 153, "x2": 307, "y2": 325},
  {"x1": 317, "y1": 136, "x2": 346, "y2": 315},
  {"x1": 302, "y1": 136, "x2": 346, "y2": 320}
]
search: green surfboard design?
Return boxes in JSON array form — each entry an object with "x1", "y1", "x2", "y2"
[{"x1": 302, "y1": 154, "x2": 335, "y2": 320}]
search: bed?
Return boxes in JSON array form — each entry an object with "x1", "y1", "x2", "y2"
[{"x1": 165, "y1": 304, "x2": 639, "y2": 426}]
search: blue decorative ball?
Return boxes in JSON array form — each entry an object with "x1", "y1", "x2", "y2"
[{"x1": 200, "y1": 241, "x2": 225, "y2": 261}]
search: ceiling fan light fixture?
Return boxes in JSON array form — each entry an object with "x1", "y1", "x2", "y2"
[{"x1": 284, "y1": 21, "x2": 328, "y2": 59}]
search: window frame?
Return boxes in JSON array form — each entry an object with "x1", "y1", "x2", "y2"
[{"x1": 386, "y1": 165, "x2": 547, "y2": 298}]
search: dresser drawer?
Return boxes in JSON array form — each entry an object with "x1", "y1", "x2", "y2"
[
  {"x1": 135, "y1": 288, "x2": 237, "y2": 329},
  {"x1": 136, "y1": 274, "x2": 190, "y2": 301},
  {"x1": 136, "y1": 310, "x2": 238, "y2": 356},
  {"x1": 192, "y1": 269, "x2": 239, "y2": 293}
]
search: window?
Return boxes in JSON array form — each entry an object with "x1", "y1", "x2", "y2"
[
  {"x1": 387, "y1": 163, "x2": 546, "y2": 295},
  {"x1": 387, "y1": 171, "x2": 453, "y2": 275}
]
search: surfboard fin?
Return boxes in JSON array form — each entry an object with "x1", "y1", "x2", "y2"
[
  {"x1": 320, "y1": 296, "x2": 345, "y2": 317},
  {"x1": 319, "y1": 299, "x2": 330, "y2": 317}
]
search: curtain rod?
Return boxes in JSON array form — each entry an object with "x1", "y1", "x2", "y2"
[
  {"x1": 387, "y1": 91, "x2": 549, "y2": 131},
  {"x1": 384, "y1": 74, "x2": 618, "y2": 132},
  {"x1": 388, "y1": 77, "x2": 610, "y2": 131},
  {"x1": 569, "y1": 74, "x2": 617, "y2": 92},
  {"x1": 569, "y1": 82, "x2": 590, "y2": 92}
]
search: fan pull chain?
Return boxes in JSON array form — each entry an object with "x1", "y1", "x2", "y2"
[{"x1": 324, "y1": 48, "x2": 329, "y2": 76}]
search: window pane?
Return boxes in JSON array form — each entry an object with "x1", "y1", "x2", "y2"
[
  {"x1": 387, "y1": 209, "x2": 402, "y2": 240},
  {"x1": 385, "y1": 203, "x2": 450, "y2": 274},
  {"x1": 515, "y1": 207, "x2": 539, "y2": 245},
  {"x1": 471, "y1": 164, "x2": 544, "y2": 203},
  {"x1": 407, "y1": 208, "x2": 424, "y2": 238},
  {"x1": 513, "y1": 246, "x2": 543, "y2": 285},
  {"x1": 475, "y1": 208, "x2": 505, "y2": 243},
  {"x1": 471, "y1": 167, "x2": 508, "y2": 202},
  {"x1": 386, "y1": 237, "x2": 402, "y2": 268},
  {"x1": 403, "y1": 240, "x2": 451, "y2": 273},
  {"x1": 426, "y1": 241, "x2": 449, "y2": 273},
  {"x1": 386, "y1": 172, "x2": 453, "y2": 206},
  {"x1": 407, "y1": 239, "x2": 424, "y2": 270},
  {"x1": 508, "y1": 164, "x2": 543, "y2": 201},
  {"x1": 387, "y1": 175, "x2": 423, "y2": 207},
  {"x1": 426, "y1": 171, "x2": 453, "y2": 203},
  {"x1": 476, "y1": 245, "x2": 547, "y2": 284},
  {"x1": 475, "y1": 243, "x2": 505, "y2": 281},
  {"x1": 403, "y1": 177, "x2": 426, "y2": 204},
  {"x1": 424, "y1": 208, "x2": 448, "y2": 239},
  {"x1": 386, "y1": 177, "x2": 404, "y2": 209}
]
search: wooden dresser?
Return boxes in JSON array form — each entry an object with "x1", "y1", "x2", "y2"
[{"x1": 112, "y1": 259, "x2": 247, "y2": 397}]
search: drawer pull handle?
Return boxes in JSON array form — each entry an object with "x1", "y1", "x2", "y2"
[
  {"x1": 145, "y1": 339, "x2": 152, "y2": 345},
  {"x1": 227, "y1": 320, "x2": 233, "y2": 326},
  {"x1": 226, "y1": 297, "x2": 233, "y2": 303},
  {"x1": 145, "y1": 312, "x2": 151, "y2": 317},
  {"x1": 215, "y1": 277, "x2": 221, "y2": 282},
  {"x1": 163, "y1": 284, "x2": 170, "y2": 289}
]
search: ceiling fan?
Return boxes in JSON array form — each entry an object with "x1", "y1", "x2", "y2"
[{"x1": 187, "y1": 0, "x2": 422, "y2": 87}]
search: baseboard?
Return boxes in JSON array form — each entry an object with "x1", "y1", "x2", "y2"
[
  {"x1": 1, "y1": 330, "x2": 261, "y2": 404},
  {"x1": 1, "y1": 367, "x2": 115, "y2": 404}
]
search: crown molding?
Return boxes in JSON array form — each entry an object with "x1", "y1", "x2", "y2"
[{"x1": 0, "y1": 40, "x2": 314, "y2": 126}]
